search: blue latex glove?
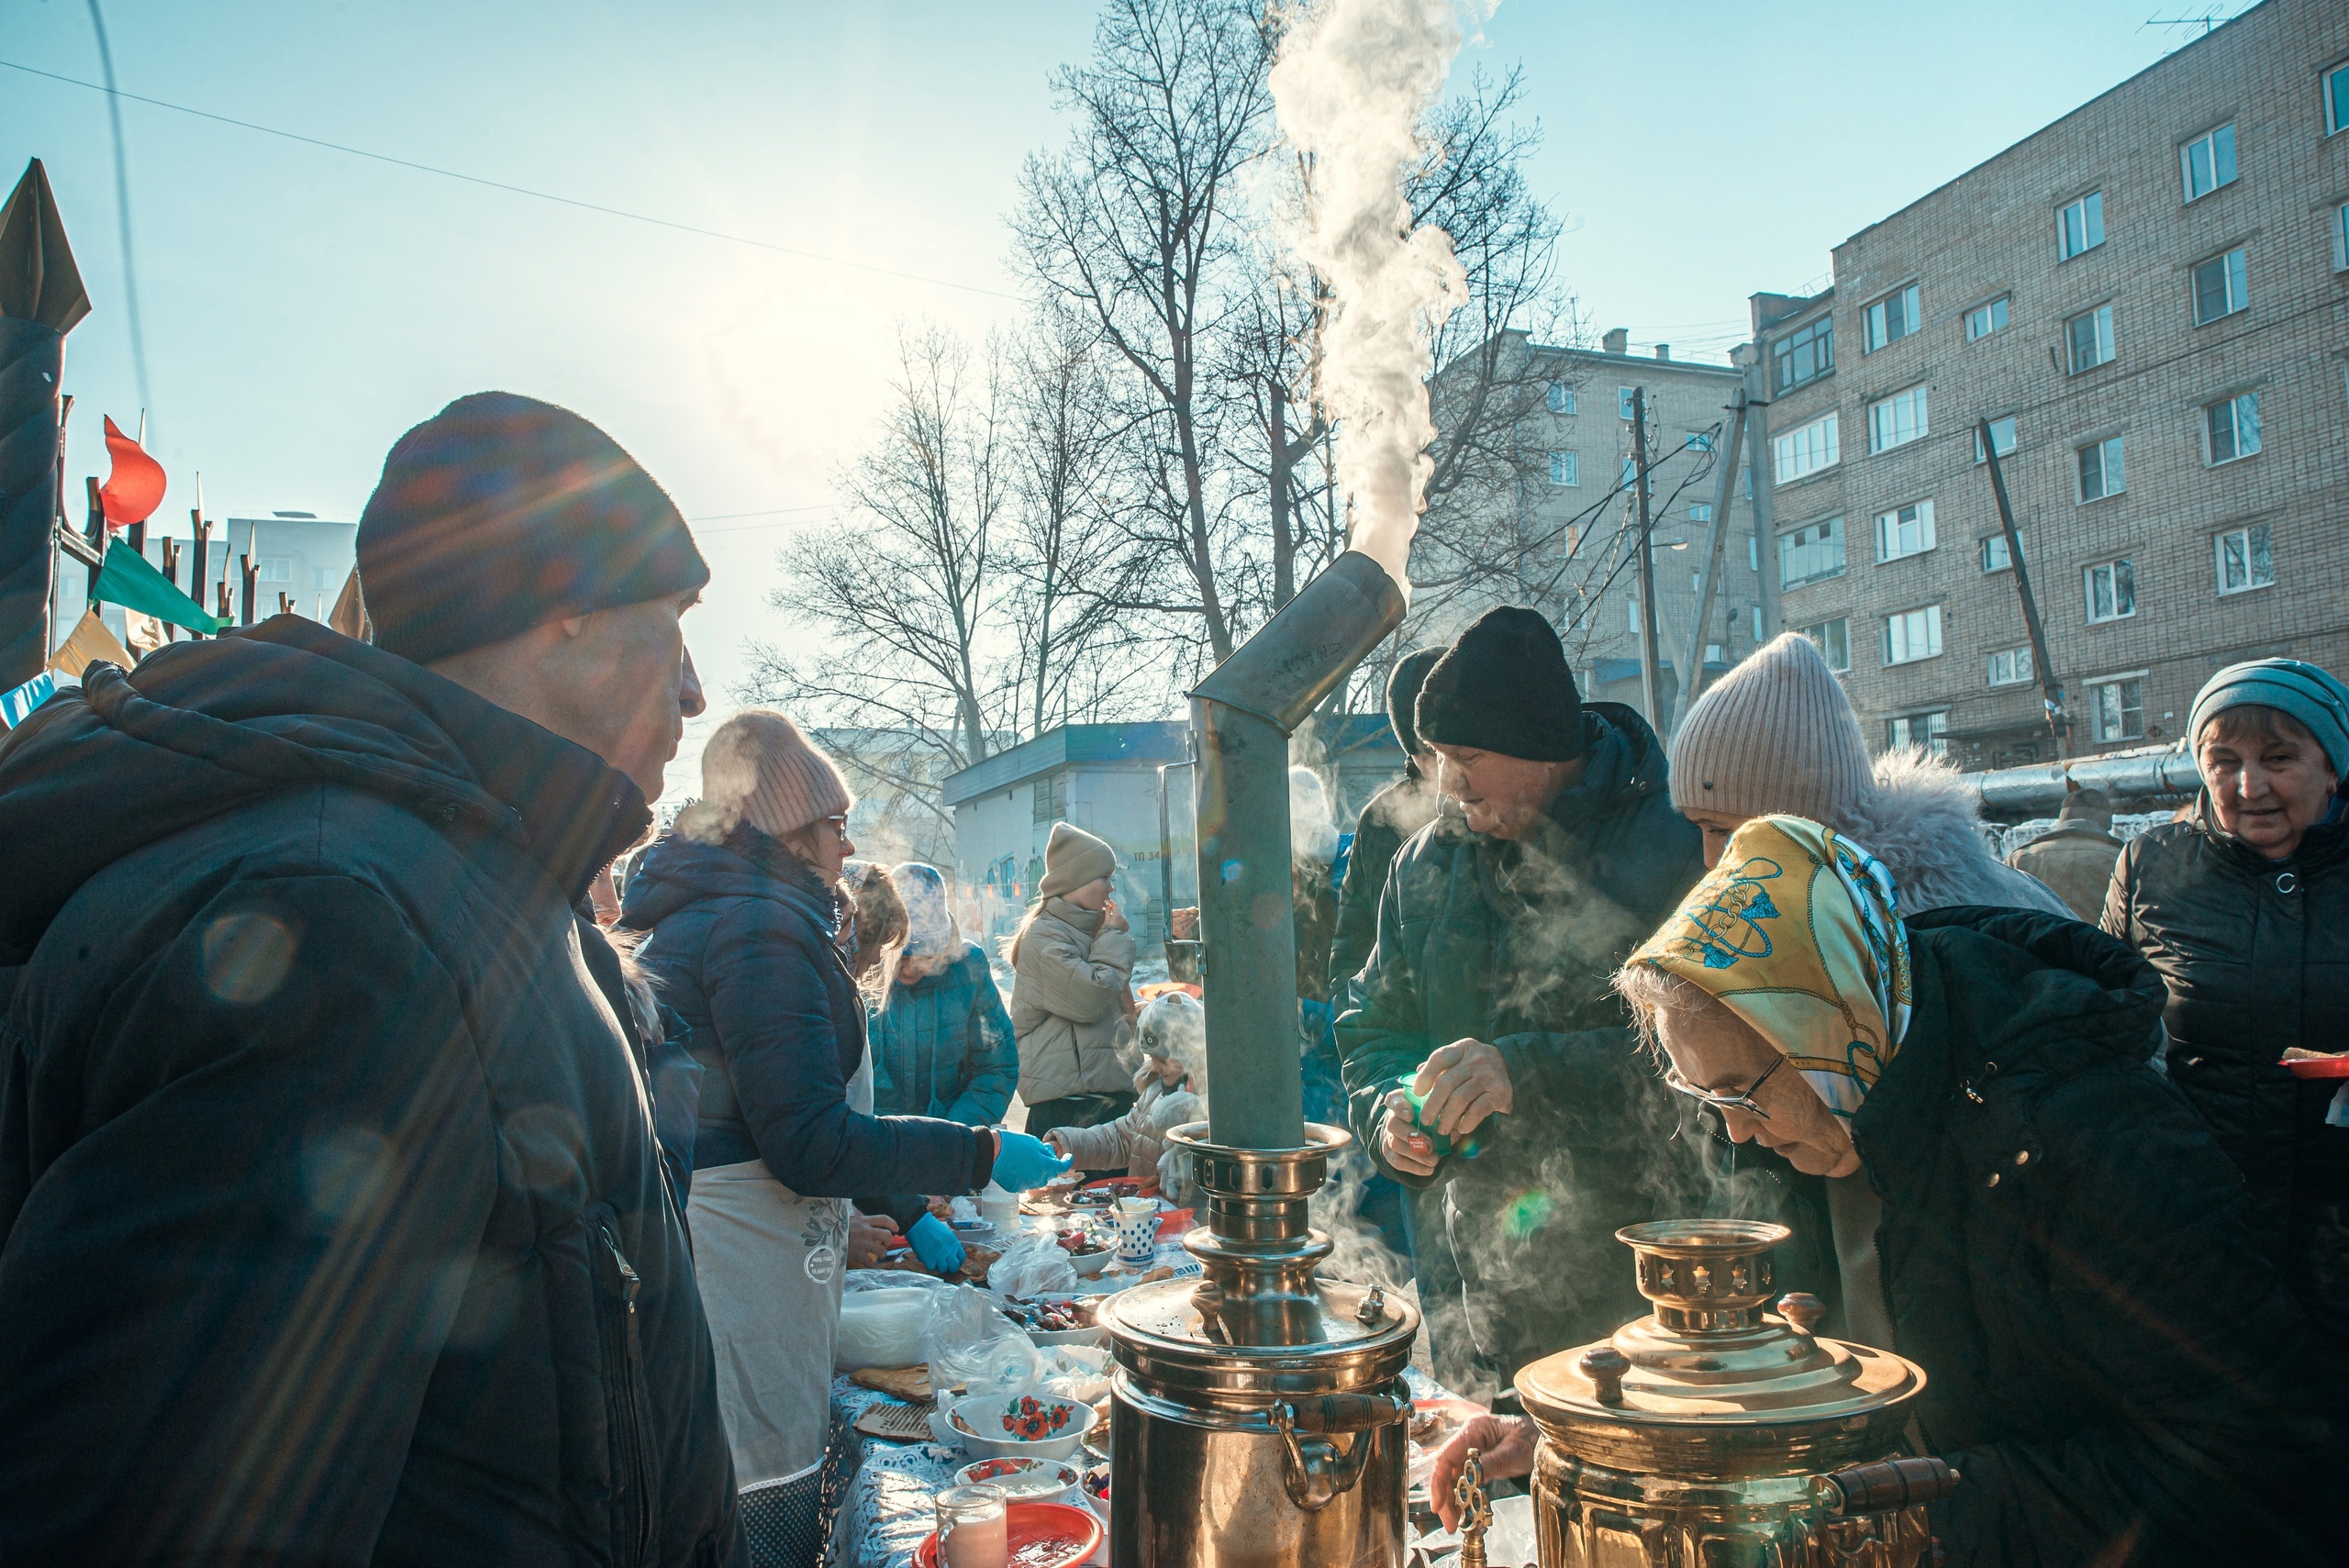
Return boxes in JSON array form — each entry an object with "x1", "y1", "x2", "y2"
[
  {"x1": 907, "y1": 1213, "x2": 966, "y2": 1274},
  {"x1": 991, "y1": 1129, "x2": 1074, "y2": 1193}
]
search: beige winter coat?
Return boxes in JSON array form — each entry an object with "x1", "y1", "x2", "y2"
[
  {"x1": 1009, "y1": 897, "x2": 1138, "y2": 1103},
  {"x1": 1050, "y1": 1066, "x2": 1204, "y2": 1196}
]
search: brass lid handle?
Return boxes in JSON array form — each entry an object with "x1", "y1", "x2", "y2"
[
  {"x1": 1578, "y1": 1346, "x2": 1630, "y2": 1406},
  {"x1": 1777, "y1": 1292, "x2": 1824, "y2": 1337}
]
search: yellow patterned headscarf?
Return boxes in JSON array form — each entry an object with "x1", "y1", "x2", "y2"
[{"x1": 1630, "y1": 816, "x2": 1911, "y2": 1118}]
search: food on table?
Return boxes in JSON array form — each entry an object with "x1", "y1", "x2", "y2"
[{"x1": 1001, "y1": 1296, "x2": 1098, "y2": 1334}]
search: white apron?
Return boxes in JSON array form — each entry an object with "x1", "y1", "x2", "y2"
[{"x1": 687, "y1": 1047, "x2": 874, "y2": 1487}]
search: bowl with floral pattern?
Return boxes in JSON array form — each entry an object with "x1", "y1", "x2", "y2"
[
  {"x1": 947, "y1": 1388, "x2": 1098, "y2": 1461},
  {"x1": 953, "y1": 1455, "x2": 1082, "y2": 1505}
]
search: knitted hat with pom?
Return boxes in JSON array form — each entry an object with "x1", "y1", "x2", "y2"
[{"x1": 1669, "y1": 632, "x2": 1873, "y2": 824}]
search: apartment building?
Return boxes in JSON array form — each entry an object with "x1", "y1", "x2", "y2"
[
  {"x1": 1423, "y1": 328, "x2": 1756, "y2": 728},
  {"x1": 1754, "y1": 0, "x2": 2349, "y2": 769}
]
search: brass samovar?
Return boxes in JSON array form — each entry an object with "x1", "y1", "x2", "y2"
[{"x1": 1516, "y1": 1219, "x2": 1956, "y2": 1568}]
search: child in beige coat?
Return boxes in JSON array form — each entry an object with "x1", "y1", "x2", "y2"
[{"x1": 1044, "y1": 991, "x2": 1207, "y2": 1207}]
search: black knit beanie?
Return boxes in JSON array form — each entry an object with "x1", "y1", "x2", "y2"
[
  {"x1": 1386, "y1": 648, "x2": 1444, "y2": 757},
  {"x1": 1416, "y1": 606, "x2": 1586, "y2": 762},
  {"x1": 356, "y1": 393, "x2": 709, "y2": 665}
]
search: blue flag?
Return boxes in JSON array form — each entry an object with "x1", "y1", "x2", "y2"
[{"x1": 1, "y1": 670, "x2": 56, "y2": 728}]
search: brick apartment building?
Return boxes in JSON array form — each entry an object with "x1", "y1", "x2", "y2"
[
  {"x1": 1753, "y1": 0, "x2": 2349, "y2": 769},
  {"x1": 1420, "y1": 329, "x2": 1756, "y2": 724}
]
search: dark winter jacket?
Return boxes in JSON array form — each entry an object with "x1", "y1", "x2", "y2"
[
  {"x1": 1328, "y1": 763, "x2": 1439, "y2": 996},
  {"x1": 0, "y1": 620, "x2": 743, "y2": 1568},
  {"x1": 1853, "y1": 906, "x2": 2332, "y2": 1566},
  {"x1": 871, "y1": 943, "x2": 1018, "y2": 1127},
  {"x1": 1336, "y1": 703, "x2": 1717, "y2": 1395},
  {"x1": 2100, "y1": 810, "x2": 2349, "y2": 1359},
  {"x1": 618, "y1": 826, "x2": 994, "y2": 1226}
]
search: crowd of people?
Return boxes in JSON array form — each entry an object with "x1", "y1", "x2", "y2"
[{"x1": 0, "y1": 391, "x2": 2339, "y2": 1567}]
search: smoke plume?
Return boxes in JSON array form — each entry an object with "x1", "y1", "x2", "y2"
[{"x1": 1270, "y1": 0, "x2": 1475, "y2": 596}]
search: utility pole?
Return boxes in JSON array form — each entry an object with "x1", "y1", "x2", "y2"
[
  {"x1": 1977, "y1": 417, "x2": 2068, "y2": 758},
  {"x1": 1746, "y1": 369, "x2": 1781, "y2": 640},
  {"x1": 1673, "y1": 387, "x2": 1750, "y2": 726},
  {"x1": 1631, "y1": 387, "x2": 1664, "y2": 733}
]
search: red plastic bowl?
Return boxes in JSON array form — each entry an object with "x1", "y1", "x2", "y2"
[
  {"x1": 917, "y1": 1501, "x2": 1104, "y2": 1568},
  {"x1": 2281, "y1": 1054, "x2": 2349, "y2": 1079}
]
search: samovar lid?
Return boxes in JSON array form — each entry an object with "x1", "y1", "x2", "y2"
[{"x1": 1516, "y1": 1220, "x2": 1924, "y2": 1441}]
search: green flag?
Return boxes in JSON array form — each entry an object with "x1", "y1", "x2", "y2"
[{"x1": 91, "y1": 540, "x2": 227, "y2": 634}]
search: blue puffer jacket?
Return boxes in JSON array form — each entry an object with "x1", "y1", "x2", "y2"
[
  {"x1": 871, "y1": 944, "x2": 1018, "y2": 1127},
  {"x1": 618, "y1": 826, "x2": 993, "y2": 1214}
]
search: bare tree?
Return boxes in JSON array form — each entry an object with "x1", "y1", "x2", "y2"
[
  {"x1": 745, "y1": 323, "x2": 1012, "y2": 772},
  {"x1": 1013, "y1": 0, "x2": 1275, "y2": 663}
]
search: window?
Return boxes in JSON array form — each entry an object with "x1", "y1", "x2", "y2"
[
  {"x1": 2066, "y1": 306, "x2": 2115, "y2": 373},
  {"x1": 2076, "y1": 436, "x2": 2125, "y2": 502},
  {"x1": 2180, "y1": 123, "x2": 2238, "y2": 203},
  {"x1": 1772, "y1": 412, "x2": 1839, "y2": 484},
  {"x1": 1549, "y1": 450, "x2": 1578, "y2": 486},
  {"x1": 1748, "y1": 537, "x2": 1759, "y2": 571},
  {"x1": 2191, "y1": 249, "x2": 2247, "y2": 325},
  {"x1": 1875, "y1": 499, "x2": 1936, "y2": 562},
  {"x1": 2336, "y1": 203, "x2": 2349, "y2": 272},
  {"x1": 1987, "y1": 647, "x2": 2036, "y2": 687},
  {"x1": 1618, "y1": 386, "x2": 1636, "y2": 420},
  {"x1": 1772, "y1": 316, "x2": 1834, "y2": 393},
  {"x1": 1628, "y1": 598, "x2": 1641, "y2": 634},
  {"x1": 1706, "y1": 643, "x2": 1723, "y2": 664},
  {"x1": 1778, "y1": 517, "x2": 1846, "y2": 588},
  {"x1": 1868, "y1": 384, "x2": 1929, "y2": 452},
  {"x1": 1863, "y1": 284, "x2": 1920, "y2": 352},
  {"x1": 1965, "y1": 297, "x2": 2009, "y2": 340},
  {"x1": 2329, "y1": 61, "x2": 2349, "y2": 136},
  {"x1": 1032, "y1": 770, "x2": 1063, "y2": 824},
  {"x1": 1750, "y1": 605, "x2": 1763, "y2": 640},
  {"x1": 1883, "y1": 605, "x2": 1943, "y2": 665},
  {"x1": 2058, "y1": 191, "x2": 2105, "y2": 260},
  {"x1": 1621, "y1": 456, "x2": 1638, "y2": 489},
  {"x1": 1981, "y1": 531, "x2": 2025, "y2": 573},
  {"x1": 2087, "y1": 676, "x2": 2145, "y2": 743},
  {"x1": 2084, "y1": 558, "x2": 2135, "y2": 623},
  {"x1": 2205, "y1": 392, "x2": 2261, "y2": 464},
  {"x1": 1886, "y1": 710, "x2": 1949, "y2": 757},
  {"x1": 1547, "y1": 381, "x2": 1575, "y2": 414},
  {"x1": 1803, "y1": 617, "x2": 1850, "y2": 673},
  {"x1": 1686, "y1": 431, "x2": 1714, "y2": 453},
  {"x1": 257, "y1": 557, "x2": 292, "y2": 583},
  {"x1": 1689, "y1": 503, "x2": 1713, "y2": 524},
  {"x1": 2215, "y1": 524, "x2": 2274, "y2": 595},
  {"x1": 1973, "y1": 415, "x2": 2018, "y2": 462}
]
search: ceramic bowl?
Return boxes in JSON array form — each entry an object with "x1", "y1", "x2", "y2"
[
  {"x1": 1066, "y1": 1245, "x2": 1113, "y2": 1279},
  {"x1": 947, "y1": 1388, "x2": 1098, "y2": 1462},
  {"x1": 954, "y1": 1455, "x2": 1082, "y2": 1506}
]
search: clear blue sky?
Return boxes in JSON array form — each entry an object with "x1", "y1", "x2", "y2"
[{"x1": 2, "y1": 0, "x2": 2237, "y2": 785}]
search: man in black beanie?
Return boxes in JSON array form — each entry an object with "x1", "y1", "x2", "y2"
[
  {"x1": 0, "y1": 394, "x2": 745, "y2": 1564},
  {"x1": 1334, "y1": 606, "x2": 1718, "y2": 1398}
]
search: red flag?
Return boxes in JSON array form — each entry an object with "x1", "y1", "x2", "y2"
[{"x1": 98, "y1": 416, "x2": 167, "y2": 528}]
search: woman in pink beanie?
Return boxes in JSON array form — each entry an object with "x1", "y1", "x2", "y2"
[{"x1": 1668, "y1": 633, "x2": 2069, "y2": 915}]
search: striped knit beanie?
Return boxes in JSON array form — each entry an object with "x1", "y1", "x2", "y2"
[
  {"x1": 688, "y1": 707, "x2": 852, "y2": 842},
  {"x1": 1669, "y1": 632, "x2": 1873, "y2": 824}
]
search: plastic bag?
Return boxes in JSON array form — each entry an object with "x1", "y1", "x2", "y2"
[
  {"x1": 835, "y1": 1285, "x2": 936, "y2": 1372},
  {"x1": 986, "y1": 1229, "x2": 1080, "y2": 1299},
  {"x1": 922, "y1": 1283, "x2": 1040, "y2": 1397},
  {"x1": 1038, "y1": 1342, "x2": 1112, "y2": 1405}
]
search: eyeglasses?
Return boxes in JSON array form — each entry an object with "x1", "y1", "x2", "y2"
[
  {"x1": 821, "y1": 815, "x2": 851, "y2": 846},
  {"x1": 1662, "y1": 1052, "x2": 1785, "y2": 1120}
]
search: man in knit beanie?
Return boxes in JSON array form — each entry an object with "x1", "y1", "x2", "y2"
[
  {"x1": 1335, "y1": 606, "x2": 1712, "y2": 1396},
  {"x1": 0, "y1": 396, "x2": 740, "y2": 1560},
  {"x1": 1668, "y1": 632, "x2": 2070, "y2": 915}
]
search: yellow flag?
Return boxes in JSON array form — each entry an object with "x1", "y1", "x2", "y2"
[{"x1": 49, "y1": 606, "x2": 136, "y2": 678}]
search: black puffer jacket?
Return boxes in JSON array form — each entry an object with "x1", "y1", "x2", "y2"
[
  {"x1": 1859, "y1": 907, "x2": 2332, "y2": 1565},
  {"x1": 0, "y1": 620, "x2": 742, "y2": 1567},
  {"x1": 1328, "y1": 763, "x2": 1439, "y2": 998},
  {"x1": 1337, "y1": 704, "x2": 1738, "y2": 1396},
  {"x1": 2101, "y1": 812, "x2": 2349, "y2": 1355},
  {"x1": 618, "y1": 826, "x2": 993, "y2": 1223}
]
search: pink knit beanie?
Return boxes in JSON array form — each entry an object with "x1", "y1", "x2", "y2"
[
  {"x1": 1669, "y1": 632, "x2": 1873, "y2": 824},
  {"x1": 690, "y1": 707, "x2": 853, "y2": 841}
]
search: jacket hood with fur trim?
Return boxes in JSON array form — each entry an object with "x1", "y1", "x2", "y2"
[{"x1": 1844, "y1": 748, "x2": 2072, "y2": 917}]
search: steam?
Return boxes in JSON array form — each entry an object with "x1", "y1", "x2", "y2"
[{"x1": 1270, "y1": 0, "x2": 1474, "y2": 597}]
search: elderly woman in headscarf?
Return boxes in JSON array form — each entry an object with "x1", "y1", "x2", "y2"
[
  {"x1": 869, "y1": 862, "x2": 1019, "y2": 1128},
  {"x1": 1431, "y1": 817, "x2": 2333, "y2": 1566}
]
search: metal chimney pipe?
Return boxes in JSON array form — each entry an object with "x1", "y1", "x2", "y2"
[{"x1": 1187, "y1": 550, "x2": 1405, "y2": 1151}]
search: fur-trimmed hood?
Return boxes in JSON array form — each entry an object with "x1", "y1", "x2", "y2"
[{"x1": 1842, "y1": 748, "x2": 2072, "y2": 917}]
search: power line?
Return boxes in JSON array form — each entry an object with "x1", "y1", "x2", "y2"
[{"x1": 0, "y1": 57, "x2": 1024, "y2": 303}]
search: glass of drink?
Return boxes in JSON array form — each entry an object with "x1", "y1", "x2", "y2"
[{"x1": 934, "y1": 1483, "x2": 1008, "y2": 1568}]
